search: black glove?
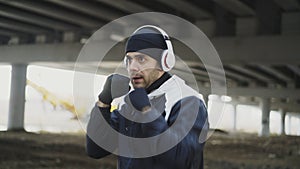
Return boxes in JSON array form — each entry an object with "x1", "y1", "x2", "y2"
[
  {"x1": 128, "y1": 88, "x2": 151, "y2": 111},
  {"x1": 98, "y1": 74, "x2": 130, "y2": 104}
]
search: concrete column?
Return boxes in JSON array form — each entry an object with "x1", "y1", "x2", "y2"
[
  {"x1": 233, "y1": 103, "x2": 237, "y2": 132},
  {"x1": 287, "y1": 114, "x2": 292, "y2": 135},
  {"x1": 8, "y1": 64, "x2": 27, "y2": 131},
  {"x1": 279, "y1": 108, "x2": 286, "y2": 135},
  {"x1": 259, "y1": 98, "x2": 271, "y2": 136},
  {"x1": 298, "y1": 114, "x2": 300, "y2": 135}
]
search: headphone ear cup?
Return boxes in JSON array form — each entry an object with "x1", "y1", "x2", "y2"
[{"x1": 161, "y1": 50, "x2": 175, "y2": 71}]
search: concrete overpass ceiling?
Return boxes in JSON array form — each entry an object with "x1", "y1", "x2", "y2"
[
  {"x1": 273, "y1": 0, "x2": 300, "y2": 11},
  {"x1": 0, "y1": 0, "x2": 299, "y2": 110},
  {"x1": 213, "y1": 0, "x2": 255, "y2": 17},
  {"x1": 0, "y1": 0, "x2": 106, "y2": 28},
  {"x1": 0, "y1": 3, "x2": 80, "y2": 31}
]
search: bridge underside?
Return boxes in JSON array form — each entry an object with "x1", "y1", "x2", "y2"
[{"x1": 0, "y1": 0, "x2": 300, "y2": 136}]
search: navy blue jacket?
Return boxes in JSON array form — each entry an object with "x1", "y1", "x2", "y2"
[{"x1": 86, "y1": 74, "x2": 209, "y2": 169}]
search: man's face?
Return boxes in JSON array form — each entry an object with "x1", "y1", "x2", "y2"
[{"x1": 125, "y1": 52, "x2": 164, "y2": 89}]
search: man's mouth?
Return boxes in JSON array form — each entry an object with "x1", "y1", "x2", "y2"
[{"x1": 132, "y1": 75, "x2": 144, "y2": 83}]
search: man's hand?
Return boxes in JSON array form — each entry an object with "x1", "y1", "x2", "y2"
[
  {"x1": 98, "y1": 74, "x2": 130, "y2": 105},
  {"x1": 128, "y1": 88, "x2": 151, "y2": 113}
]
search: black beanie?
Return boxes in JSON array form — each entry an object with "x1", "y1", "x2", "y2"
[{"x1": 125, "y1": 27, "x2": 168, "y2": 63}]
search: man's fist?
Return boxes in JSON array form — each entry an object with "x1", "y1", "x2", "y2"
[
  {"x1": 128, "y1": 88, "x2": 151, "y2": 112},
  {"x1": 98, "y1": 74, "x2": 130, "y2": 104}
]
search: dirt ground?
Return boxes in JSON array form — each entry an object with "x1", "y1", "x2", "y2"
[{"x1": 0, "y1": 131, "x2": 299, "y2": 169}]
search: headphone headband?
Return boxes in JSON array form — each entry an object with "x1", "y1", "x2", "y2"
[
  {"x1": 133, "y1": 25, "x2": 175, "y2": 57},
  {"x1": 125, "y1": 25, "x2": 175, "y2": 71}
]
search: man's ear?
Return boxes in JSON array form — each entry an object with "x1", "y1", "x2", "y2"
[{"x1": 156, "y1": 62, "x2": 163, "y2": 71}]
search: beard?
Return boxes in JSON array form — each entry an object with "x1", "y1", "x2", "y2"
[{"x1": 130, "y1": 68, "x2": 161, "y2": 89}]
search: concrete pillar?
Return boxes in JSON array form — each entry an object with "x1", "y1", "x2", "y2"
[
  {"x1": 233, "y1": 103, "x2": 237, "y2": 132},
  {"x1": 279, "y1": 108, "x2": 286, "y2": 135},
  {"x1": 287, "y1": 114, "x2": 292, "y2": 135},
  {"x1": 298, "y1": 114, "x2": 300, "y2": 135},
  {"x1": 259, "y1": 98, "x2": 271, "y2": 136},
  {"x1": 8, "y1": 64, "x2": 27, "y2": 131}
]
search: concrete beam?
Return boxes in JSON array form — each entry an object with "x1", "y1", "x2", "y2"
[
  {"x1": 271, "y1": 102, "x2": 300, "y2": 112},
  {"x1": 198, "y1": 63, "x2": 253, "y2": 83},
  {"x1": 96, "y1": 0, "x2": 151, "y2": 13},
  {"x1": 1, "y1": 35, "x2": 300, "y2": 65},
  {"x1": 0, "y1": 43, "x2": 83, "y2": 63},
  {"x1": 47, "y1": 0, "x2": 124, "y2": 22},
  {"x1": 211, "y1": 35, "x2": 300, "y2": 64},
  {"x1": 287, "y1": 65, "x2": 300, "y2": 77},
  {"x1": 0, "y1": 28, "x2": 30, "y2": 38},
  {"x1": 227, "y1": 65, "x2": 274, "y2": 83},
  {"x1": 273, "y1": 0, "x2": 300, "y2": 11},
  {"x1": 230, "y1": 97, "x2": 300, "y2": 112},
  {"x1": 156, "y1": 0, "x2": 212, "y2": 19},
  {"x1": 0, "y1": 4, "x2": 78, "y2": 31},
  {"x1": 0, "y1": 17, "x2": 51, "y2": 34},
  {"x1": 213, "y1": 0, "x2": 255, "y2": 16},
  {"x1": 200, "y1": 87, "x2": 300, "y2": 99},
  {"x1": 257, "y1": 65, "x2": 293, "y2": 82},
  {"x1": 27, "y1": 61, "x2": 300, "y2": 101},
  {"x1": 0, "y1": 0, "x2": 103, "y2": 28},
  {"x1": 228, "y1": 88, "x2": 300, "y2": 99}
]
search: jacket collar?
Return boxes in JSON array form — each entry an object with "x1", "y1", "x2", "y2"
[{"x1": 146, "y1": 72, "x2": 171, "y2": 94}]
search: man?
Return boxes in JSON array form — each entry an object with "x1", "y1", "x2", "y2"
[{"x1": 86, "y1": 25, "x2": 209, "y2": 169}]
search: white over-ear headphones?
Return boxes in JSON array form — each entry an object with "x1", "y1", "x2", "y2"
[{"x1": 124, "y1": 25, "x2": 175, "y2": 72}]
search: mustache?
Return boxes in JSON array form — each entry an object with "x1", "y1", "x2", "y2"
[
  {"x1": 130, "y1": 72, "x2": 143, "y2": 78},
  {"x1": 129, "y1": 67, "x2": 161, "y2": 76}
]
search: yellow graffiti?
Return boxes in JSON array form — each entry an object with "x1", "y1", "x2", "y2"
[{"x1": 26, "y1": 79, "x2": 85, "y2": 119}]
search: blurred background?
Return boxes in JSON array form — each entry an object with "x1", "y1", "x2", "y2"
[
  {"x1": 1, "y1": 65, "x2": 299, "y2": 135},
  {"x1": 0, "y1": 0, "x2": 300, "y2": 169}
]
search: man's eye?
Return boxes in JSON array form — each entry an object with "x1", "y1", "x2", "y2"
[{"x1": 138, "y1": 57, "x2": 145, "y2": 63}]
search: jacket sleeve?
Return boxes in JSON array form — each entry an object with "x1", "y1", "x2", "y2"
[
  {"x1": 86, "y1": 104, "x2": 115, "y2": 159},
  {"x1": 141, "y1": 96, "x2": 209, "y2": 169}
]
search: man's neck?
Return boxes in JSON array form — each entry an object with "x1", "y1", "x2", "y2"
[{"x1": 145, "y1": 72, "x2": 172, "y2": 94}]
